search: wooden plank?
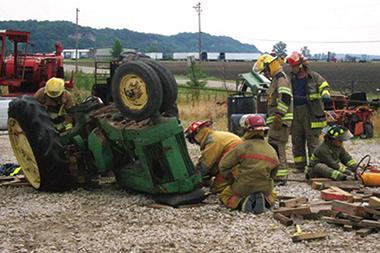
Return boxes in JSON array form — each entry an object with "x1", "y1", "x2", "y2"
[
  {"x1": 322, "y1": 216, "x2": 354, "y2": 226},
  {"x1": 273, "y1": 206, "x2": 312, "y2": 216},
  {"x1": 280, "y1": 197, "x2": 308, "y2": 208},
  {"x1": 321, "y1": 188, "x2": 350, "y2": 202},
  {"x1": 363, "y1": 207, "x2": 380, "y2": 216},
  {"x1": 310, "y1": 205, "x2": 332, "y2": 217},
  {"x1": 368, "y1": 197, "x2": 380, "y2": 207},
  {"x1": 313, "y1": 180, "x2": 361, "y2": 191},
  {"x1": 336, "y1": 212, "x2": 363, "y2": 223},
  {"x1": 332, "y1": 200, "x2": 365, "y2": 217},
  {"x1": 329, "y1": 186, "x2": 354, "y2": 202},
  {"x1": 358, "y1": 219, "x2": 380, "y2": 229},
  {"x1": 273, "y1": 213, "x2": 293, "y2": 226},
  {"x1": 292, "y1": 232, "x2": 327, "y2": 242},
  {"x1": 356, "y1": 228, "x2": 373, "y2": 237},
  {"x1": 343, "y1": 225, "x2": 353, "y2": 231}
]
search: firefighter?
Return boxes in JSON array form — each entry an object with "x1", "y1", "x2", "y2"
[
  {"x1": 184, "y1": 120, "x2": 242, "y2": 193},
  {"x1": 218, "y1": 114, "x2": 279, "y2": 214},
  {"x1": 286, "y1": 51, "x2": 331, "y2": 172},
  {"x1": 35, "y1": 77, "x2": 74, "y2": 131},
  {"x1": 306, "y1": 125, "x2": 357, "y2": 181},
  {"x1": 253, "y1": 54, "x2": 293, "y2": 181}
]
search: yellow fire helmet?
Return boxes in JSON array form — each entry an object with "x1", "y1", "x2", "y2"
[
  {"x1": 45, "y1": 77, "x2": 65, "y2": 98},
  {"x1": 253, "y1": 54, "x2": 282, "y2": 76}
]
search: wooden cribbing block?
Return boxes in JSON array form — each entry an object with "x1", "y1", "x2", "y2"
[
  {"x1": 358, "y1": 220, "x2": 380, "y2": 229},
  {"x1": 363, "y1": 206, "x2": 380, "y2": 216},
  {"x1": 321, "y1": 188, "x2": 347, "y2": 201},
  {"x1": 331, "y1": 200, "x2": 364, "y2": 217},
  {"x1": 273, "y1": 206, "x2": 311, "y2": 216},
  {"x1": 356, "y1": 228, "x2": 373, "y2": 237},
  {"x1": 280, "y1": 197, "x2": 308, "y2": 208},
  {"x1": 322, "y1": 216, "x2": 354, "y2": 226},
  {"x1": 368, "y1": 197, "x2": 380, "y2": 207},
  {"x1": 273, "y1": 213, "x2": 293, "y2": 226}
]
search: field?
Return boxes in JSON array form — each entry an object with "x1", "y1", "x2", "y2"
[{"x1": 161, "y1": 61, "x2": 380, "y2": 93}]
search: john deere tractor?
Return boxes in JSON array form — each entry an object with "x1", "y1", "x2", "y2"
[{"x1": 7, "y1": 59, "x2": 204, "y2": 205}]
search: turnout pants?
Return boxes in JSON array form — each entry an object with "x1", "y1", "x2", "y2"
[
  {"x1": 292, "y1": 105, "x2": 322, "y2": 171},
  {"x1": 268, "y1": 124, "x2": 291, "y2": 179},
  {"x1": 308, "y1": 163, "x2": 348, "y2": 181}
]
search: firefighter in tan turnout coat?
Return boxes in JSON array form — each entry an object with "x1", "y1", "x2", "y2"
[
  {"x1": 35, "y1": 77, "x2": 74, "y2": 131},
  {"x1": 286, "y1": 51, "x2": 331, "y2": 172},
  {"x1": 184, "y1": 120, "x2": 243, "y2": 193},
  {"x1": 253, "y1": 54, "x2": 293, "y2": 181},
  {"x1": 218, "y1": 114, "x2": 279, "y2": 214}
]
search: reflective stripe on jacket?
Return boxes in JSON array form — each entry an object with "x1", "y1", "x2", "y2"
[
  {"x1": 266, "y1": 71, "x2": 293, "y2": 126},
  {"x1": 219, "y1": 137, "x2": 279, "y2": 196}
]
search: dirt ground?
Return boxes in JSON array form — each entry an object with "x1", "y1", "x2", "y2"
[{"x1": 0, "y1": 132, "x2": 380, "y2": 253}]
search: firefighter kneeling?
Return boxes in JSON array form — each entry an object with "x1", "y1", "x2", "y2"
[
  {"x1": 218, "y1": 114, "x2": 279, "y2": 214},
  {"x1": 185, "y1": 120, "x2": 242, "y2": 193},
  {"x1": 306, "y1": 125, "x2": 357, "y2": 181}
]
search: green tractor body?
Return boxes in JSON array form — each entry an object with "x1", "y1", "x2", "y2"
[{"x1": 8, "y1": 59, "x2": 204, "y2": 205}]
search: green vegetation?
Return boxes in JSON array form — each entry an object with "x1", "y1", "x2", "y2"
[
  {"x1": 111, "y1": 39, "x2": 123, "y2": 59},
  {"x1": 0, "y1": 20, "x2": 259, "y2": 53},
  {"x1": 186, "y1": 62, "x2": 208, "y2": 104}
]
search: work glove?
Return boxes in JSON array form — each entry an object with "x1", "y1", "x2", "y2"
[
  {"x1": 272, "y1": 114, "x2": 282, "y2": 130},
  {"x1": 322, "y1": 95, "x2": 330, "y2": 104},
  {"x1": 64, "y1": 123, "x2": 73, "y2": 131}
]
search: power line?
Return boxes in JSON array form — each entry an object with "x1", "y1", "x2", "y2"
[{"x1": 241, "y1": 38, "x2": 380, "y2": 44}]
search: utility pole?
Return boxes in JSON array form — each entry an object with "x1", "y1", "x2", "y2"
[
  {"x1": 75, "y1": 8, "x2": 80, "y2": 73},
  {"x1": 193, "y1": 2, "x2": 202, "y2": 62}
]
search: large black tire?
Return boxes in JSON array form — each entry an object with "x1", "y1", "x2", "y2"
[
  {"x1": 112, "y1": 61, "x2": 163, "y2": 121},
  {"x1": 8, "y1": 96, "x2": 72, "y2": 192},
  {"x1": 364, "y1": 122, "x2": 374, "y2": 138},
  {"x1": 141, "y1": 59, "x2": 178, "y2": 113}
]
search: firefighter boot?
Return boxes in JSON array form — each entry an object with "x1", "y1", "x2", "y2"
[{"x1": 241, "y1": 192, "x2": 266, "y2": 214}]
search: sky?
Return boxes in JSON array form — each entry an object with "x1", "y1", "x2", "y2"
[{"x1": 1, "y1": 0, "x2": 380, "y2": 55}]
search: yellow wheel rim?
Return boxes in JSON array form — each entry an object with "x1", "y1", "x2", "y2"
[
  {"x1": 8, "y1": 118, "x2": 41, "y2": 189},
  {"x1": 119, "y1": 74, "x2": 148, "y2": 110}
]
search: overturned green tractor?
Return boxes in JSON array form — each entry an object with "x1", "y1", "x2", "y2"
[{"x1": 8, "y1": 60, "x2": 204, "y2": 206}]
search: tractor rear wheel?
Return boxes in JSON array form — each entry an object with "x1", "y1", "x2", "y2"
[
  {"x1": 7, "y1": 96, "x2": 72, "y2": 191},
  {"x1": 141, "y1": 59, "x2": 178, "y2": 114},
  {"x1": 112, "y1": 61, "x2": 163, "y2": 121}
]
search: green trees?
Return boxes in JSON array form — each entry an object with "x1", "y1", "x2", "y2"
[
  {"x1": 111, "y1": 39, "x2": 123, "y2": 59},
  {"x1": 272, "y1": 41, "x2": 287, "y2": 57},
  {"x1": 186, "y1": 61, "x2": 208, "y2": 105}
]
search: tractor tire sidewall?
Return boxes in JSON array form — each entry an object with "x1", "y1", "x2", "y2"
[
  {"x1": 364, "y1": 122, "x2": 374, "y2": 138},
  {"x1": 8, "y1": 95, "x2": 72, "y2": 192},
  {"x1": 112, "y1": 61, "x2": 163, "y2": 121},
  {"x1": 141, "y1": 59, "x2": 178, "y2": 113}
]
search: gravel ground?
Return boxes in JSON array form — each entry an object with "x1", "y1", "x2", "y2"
[{"x1": 0, "y1": 132, "x2": 379, "y2": 253}]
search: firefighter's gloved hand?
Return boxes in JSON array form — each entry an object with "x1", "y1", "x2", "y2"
[
  {"x1": 322, "y1": 95, "x2": 330, "y2": 103},
  {"x1": 272, "y1": 114, "x2": 282, "y2": 130},
  {"x1": 64, "y1": 123, "x2": 73, "y2": 131}
]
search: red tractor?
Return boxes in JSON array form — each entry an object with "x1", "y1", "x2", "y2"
[
  {"x1": 0, "y1": 29, "x2": 73, "y2": 97},
  {"x1": 325, "y1": 92, "x2": 375, "y2": 138}
]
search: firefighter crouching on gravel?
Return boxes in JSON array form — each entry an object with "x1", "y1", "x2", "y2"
[
  {"x1": 218, "y1": 114, "x2": 279, "y2": 214},
  {"x1": 184, "y1": 120, "x2": 242, "y2": 193},
  {"x1": 286, "y1": 51, "x2": 331, "y2": 172},
  {"x1": 306, "y1": 125, "x2": 357, "y2": 181},
  {"x1": 253, "y1": 54, "x2": 293, "y2": 182},
  {"x1": 35, "y1": 77, "x2": 74, "y2": 131}
]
